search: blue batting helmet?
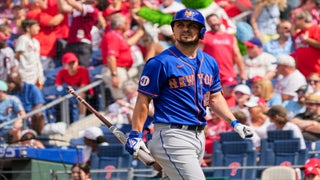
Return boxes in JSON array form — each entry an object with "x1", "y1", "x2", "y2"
[{"x1": 171, "y1": 8, "x2": 206, "y2": 39}]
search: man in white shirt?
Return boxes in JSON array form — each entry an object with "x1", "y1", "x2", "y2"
[
  {"x1": 243, "y1": 37, "x2": 277, "y2": 80},
  {"x1": 274, "y1": 55, "x2": 307, "y2": 101}
]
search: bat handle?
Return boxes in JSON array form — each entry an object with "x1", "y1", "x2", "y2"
[{"x1": 138, "y1": 149, "x2": 155, "y2": 166}]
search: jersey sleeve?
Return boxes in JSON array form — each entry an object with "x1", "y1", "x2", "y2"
[{"x1": 138, "y1": 58, "x2": 166, "y2": 98}]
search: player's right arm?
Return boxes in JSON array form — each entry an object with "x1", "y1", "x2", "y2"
[{"x1": 131, "y1": 93, "x2": 152, "y2": 132}]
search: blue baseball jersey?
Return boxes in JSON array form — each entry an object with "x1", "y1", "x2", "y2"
[{"x1": 138, "y1": 46, "x2": 222, "y2": 126}]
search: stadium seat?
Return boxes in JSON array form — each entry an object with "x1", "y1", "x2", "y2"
[
  {"x1": 43, "y1": 67, "x2": 63, "y2": 86},
  {"x1": 92, "y1": 144, "x2": 132, "y2": 180},
  {"x1": 261, "y1": 166, "x2": 297, "y2": 180},
  {"x1": 211, "y1": 140, "x2": 257, "y2": 179}
]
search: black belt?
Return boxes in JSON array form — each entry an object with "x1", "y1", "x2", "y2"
[{"x1": 169, "y1": 124, "x2": 205, "y2": 131}]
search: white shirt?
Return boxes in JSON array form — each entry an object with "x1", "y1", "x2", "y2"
[
  {"x1": 244, "y1": 52, "x2": 277, "y2": 79},
  {"x1": 0, "y1": 47, "x2": 18, "y2": 81},
  {"x1": 15, "y1": 34, "x2": 45, "y2": 84},
  {"x1": 274, "y1": 70, "x2": 307, "y2": 98}
]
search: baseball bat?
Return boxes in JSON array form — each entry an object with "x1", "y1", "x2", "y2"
[{"x1": 66, "y1": 86, "x2": 155, "y2": 166}]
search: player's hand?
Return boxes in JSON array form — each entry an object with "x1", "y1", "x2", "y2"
[
  {"x1": 125, "y1": 131, "x2": 150, "y2": 158},
  {"x1": 231, "y1": 120, "x2": 253, "y2": 139}
]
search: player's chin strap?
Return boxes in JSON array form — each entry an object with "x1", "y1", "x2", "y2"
[{"x1": 232, "y1": 120, "x2": 254, "y2": 139}]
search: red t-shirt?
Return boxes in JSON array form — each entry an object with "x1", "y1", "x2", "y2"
[
  {"x1": 55, "y1": 66, "x2": 90, "y2": 87},
  {"x1": 293, "y1": 25, "x2": 320, "y2": 77},
  {"x1": 27, "y1": 9, "x2": 57, "y2": 57},
  {"x1": 103, "y1": 2, "x2": 131, "y2": 20},
  {"x1": 202, "y1": 32, "x2": 236, "y2": 80},
  {"x1": 43, "y1": 0, "x2": 69, "y2": 39},
  {"x1": 67, "y1": 4, "x2": 99, "y2": 44},
  {"x1": 100, "y1": 30, "x2": 133, "y2": 68}
]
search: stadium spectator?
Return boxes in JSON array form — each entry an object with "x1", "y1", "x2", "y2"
[
  {"x1": 0, "y1": 0, "x2": 15, "y2": 24},
  {"x1": 291, "y1": 0, "x2": 320, "y2": 26},
  {"x1": 70, "y1": 163, "x2": 91, "y2": 180},
  {"x1": 100, "y1": 13, "x2": 145, "y2": 100},
  {"x1": 103, "y1": 0, "x2": 131, "y2": 21},
  {"x1": 105, "y1": 80, "x2": 151, "y2": 125},
  {"x1": 283, "y1": 84, "x2": 311, "y2": 118},
  {"x1": 263, "y1": 20, "x2": 294, "y2": 58},
  {"x1": 58, "y1": 0, "x2": 106, "y2": 67},
  {"x1": 8, "y1": 5, "x2": 26, "y2": 47},
  {"x1": 26, "y1": 0, "x2": 65, "y2": 70},
  {"x1": 14, "y1": 18, "x2": 45, "y2": 88},
  {"x1": 250, "y1": 0, "x2": 286, "y2": 43},
  {"x1": 231, "y1": 84, "x2": 252, "y2": 120},
  {"x1": 301, "y1": 158, "x2": 320, "y2": 180},
  {"x1": 78, "y1": 126, "x2": 108, "y2": 165},
  {"x1": 0, "y1": 80, "x2": 26, "y2": 144},
  {"x1": 0, "y1": 30, "x2": 17, "y2": 81},
  {"x1": 292, "y1": 93, "x2": 320, "y2": 141},
  {"x1": 265, "y1": 105, "x2": 306, "y2": 150},
  {"x1": 243, "y1": 37, "x2": 277, "y2": 80},
  {"x1": 7, "y1": 72, "x2": 45, "y2": 114},
  {"x1": 244, "y1": 95, "x2": 271, "y2": 139},
  {"x1": 221, "y1": 77, "x2": 238, "y2": 107},
  {"x1": 17, "y1": 128, "x2": 45, "y2": 148},
  {"x1": 307, "y1": 73, "x2": 320, "y2": 95},
  {"x1": 292, "y1": 10, "x2": 320, "y2": 78},
  {"x1": 273, "y1": 55, "x2": 307, "y2": 102},
  {"x1": 251, "y1": 76, "x2": 282, "y2": 108},
  {"x1": 201, "y1": 13, "x2": 247, "y2": 82},
  {"x1": 55, "y1": 52, "x2": 90, "y2": 120}
]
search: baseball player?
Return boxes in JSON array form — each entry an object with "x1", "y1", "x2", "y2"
[{"x1": 125, "y1": 8, "x2": 253, "y2": 180}]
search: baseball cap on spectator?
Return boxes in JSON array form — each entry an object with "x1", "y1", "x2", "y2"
[
  {"x1": 62, "y1": 52, "x2": 78, "y2": 64},
  {"x1": 304, "y1": 94, "x2": 320, "y2": 104},
  {"x1": 79, "y1": 127, "x2": 107, "y2": 144},
  {"x1": 273, "y1": 55, "x2": 296, "y2": 67},
  {"x1": 301, "y1": 158, "x2": 320, "y2": 176},
  {"x1": 244, "y1": 96, "x2": 266, "y2": 107},
  {"x1": 243, "y1": 37, "x2": 263, "y2": 48},
  {"x1": 265, "y1": 105, "x2": 287, "y2": 118},
  {"x1": 296, "y1": 84, "x2": 313, "y2": 94},
  {"x1": 0, "y1": 80, "x2": 8, "y2": 91},
  {"x1": 234, "y1": 84, "x2": 251, "y2": 95},
  {"x1": 21, "y1": 129, "x2": 37, "y2": 139},
  {"x1": 221, "y1": 77, "x2": 238, "y2": 87}
]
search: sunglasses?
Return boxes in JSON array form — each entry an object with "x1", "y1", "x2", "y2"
[{"x1": 307, "y1": 79, "x2": 319, "y2": 84}]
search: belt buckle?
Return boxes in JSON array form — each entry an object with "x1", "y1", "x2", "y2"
[{"x1": 181, "y1": 125, "x2": 188, "y2": 130}]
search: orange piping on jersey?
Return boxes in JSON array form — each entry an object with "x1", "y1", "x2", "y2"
[{"x1": 138, "y1": 89, "x2": 159, "y2": 97}]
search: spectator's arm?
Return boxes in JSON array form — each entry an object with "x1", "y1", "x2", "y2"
[
  {"x1": 58, "y1": 0, "x2": 73, "y2": 13},
  {"x1": 232, "y1": 36, "x2": 247, "y2": 81},
  {"x1": 14, "y1": 51, "x2": 23, "y2": 61},
  {"x1": 250, "y1": 2, "x2": 265, "y2": 37},
  {"x1": 47, "y1": 13, "x2": 65, "y2": 26},
  {"x1": 230, "y1": 0, "x2": 253, "y2": 12},
  {"x1": 97, "y1": 12, "x2": 106, "y2": 30},
  {"x1": 65, "y1": 0, "x2": 83, "y2": 12}
]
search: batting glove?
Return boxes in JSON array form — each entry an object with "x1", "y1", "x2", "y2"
[
  {"x1": 125, "y1": 131, "x2": 150, "y2": 158},
  {"x1": 232, "y1": 120, "x2": 254, "y2": 139}
]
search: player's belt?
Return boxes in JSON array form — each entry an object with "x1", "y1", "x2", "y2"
[{"x1": 170, "y1": 124, "x2": 205, "y2": 131}]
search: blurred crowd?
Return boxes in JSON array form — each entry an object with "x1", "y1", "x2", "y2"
[{"x1": 0, "y1": 0, "x2": 320, "y2": 178}]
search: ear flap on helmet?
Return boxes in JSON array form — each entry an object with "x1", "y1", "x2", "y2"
[{"x1": 200, "y1": 27, "x2": 206, "y2": 39}]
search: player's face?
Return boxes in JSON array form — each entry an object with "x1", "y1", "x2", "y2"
[{"x1": 172, "y1": 20, "x2": 201, "y2": 45}]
